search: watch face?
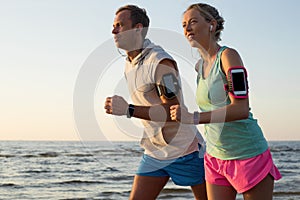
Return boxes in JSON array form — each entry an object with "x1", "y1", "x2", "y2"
[{"x1": 127, "y1": 104, "x2": 134, "y2": 118}]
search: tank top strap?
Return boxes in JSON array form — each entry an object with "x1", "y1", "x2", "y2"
[
  {"x1": 212, "y1": 46, "x2": 228, "y2": 82},
  {"x1": 215, "y1": 46, "x2": 228, "y2": 68},
  {"x1": 196, "y1": 59, "x2": 204, "y2": 84},
  {"x1": 196, "y1": 46, "x2": 228, "y2": 84}
]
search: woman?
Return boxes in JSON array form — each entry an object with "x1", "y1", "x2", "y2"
[{"x1": 170, "y1": 3, "x2": 281, "y2": 200}]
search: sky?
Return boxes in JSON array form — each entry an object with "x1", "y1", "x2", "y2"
[{"x1": 0, "y1": 0, "x2": 299, "y2": 141}]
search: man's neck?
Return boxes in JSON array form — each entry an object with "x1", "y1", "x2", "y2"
[
  {"x1": 126, "y1": 38, "x2": 145, "y2": 61},
  {"x1": 127, "y1": 49, "x2": 143, "y2": 62}
]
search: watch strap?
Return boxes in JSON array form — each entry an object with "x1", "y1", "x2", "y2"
[{"x1": 193, "y1": 111, "x2": 199, "y2": 125}]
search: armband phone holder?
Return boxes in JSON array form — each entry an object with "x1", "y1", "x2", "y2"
[
  {"x1": 156, "y1": 73, "x2": 180, "y2": 99},
  {"x1": 224, "y1": 66, "x2": 249, "y2": 99}
]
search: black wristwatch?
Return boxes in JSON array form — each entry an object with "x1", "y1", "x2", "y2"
[{"x1": 126, "y1": 104, "x2": 135, "y2": 118}]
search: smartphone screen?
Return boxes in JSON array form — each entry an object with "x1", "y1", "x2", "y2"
[
  {"x1": 163, "y1": 74, "x2": 176, "y2": 93},
  {"x1": 231, "y1": 69, "x2": 247, "y2": 95}
]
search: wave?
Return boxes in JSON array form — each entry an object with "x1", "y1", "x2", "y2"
[
  {"x1": 90, "y1": 147, "x2": 143, "y2": 157},
  {"x1": 21, "y1": 169, "x2": 51, "y2": 174},
  {"x1": 161, "y1": 188, "x2": 192, "y2": 194},
  {"x1": 270, "y1": 143, "x2": 300, "y2": 152},
  {"x1": 102, "y1": 167, "x2": 120, "y2": 172},
  {"x1": 21, "y1": 152, "x2": 60, "y2": 158},
  {"x1": 158, "y1": 188, "x2": 194, "y2": 199},
  {"x1": 274, "y1": 191, "x2": 300, "y2": 196},
  {"x1": 0, "y1": 154, "x2": 14, "y2": 158},
  {"x1": 66, "y1": 153, "x2": 94, "y2": 157},
  {"x1": 0, "y1": 183, "x2": 23, "y2": 189},
  {"x1": 38, "y1": 152, "x2": 60, "y2": 157},
  {"x1": 105, "y1": 175, "x2": 133, "y2": 181},
  {"x1": 100, "y1": 191, "x2": 130, "y2": 199},
  {"x1": 54, "y1": 180, "x2": 105, "y2": 185},
  {"x1": 4, "y1": 152, "x2": 95, "y2": 158},
  {"x1": 0, "y1": 183, "x2": 17, "y2": 187},
  {"x1": 279, "y1": 169, "x2": 298, "y2": 174},
  {"x1": 59, "y1": 198, "x2": 90, "y2": 200}
]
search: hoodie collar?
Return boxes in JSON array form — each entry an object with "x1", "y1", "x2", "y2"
[{"x1": 128, "y1": 39, "x2": 154, "y2": 65}]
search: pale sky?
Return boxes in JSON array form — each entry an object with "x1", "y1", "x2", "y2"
[{"x1": 1, "y1": 0, "x2": 299, "y2": 141}]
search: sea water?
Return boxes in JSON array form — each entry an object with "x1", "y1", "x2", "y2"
[{"x1": 0, "y1": 140, "x2": 299, "y2": 200}]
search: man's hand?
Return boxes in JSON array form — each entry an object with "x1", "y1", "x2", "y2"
[{"x1": 104, "y1": 95, "x2": 129, "y2": 116}]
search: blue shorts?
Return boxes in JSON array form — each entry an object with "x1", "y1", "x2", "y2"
[{"x1": 136, "y1": 151, "x2": 205, "y2": 186}]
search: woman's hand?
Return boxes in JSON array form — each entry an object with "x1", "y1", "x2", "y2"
[{"x1": 170, "y1": 104, "x2": 194, "y2": 124}]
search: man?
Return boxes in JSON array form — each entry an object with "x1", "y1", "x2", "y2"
[{"x1": 104, "y1": 5, "x2": 207, "y2": 200}]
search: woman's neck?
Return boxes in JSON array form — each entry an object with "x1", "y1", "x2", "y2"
[{"x1": 199, "y1": 43, "x2": 220, "y2": 63}]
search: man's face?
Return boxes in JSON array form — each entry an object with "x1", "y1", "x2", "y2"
[{"x1": 112, "y1": 10, "x2": 137, "y2": 51}]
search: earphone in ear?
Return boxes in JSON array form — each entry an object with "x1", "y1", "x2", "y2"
[{"x1": 210, "y1": 25, "x2": 213, "y2": 32}]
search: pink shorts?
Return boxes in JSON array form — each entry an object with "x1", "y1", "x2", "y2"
[{"x1": 204, "y1": 149, "x2": 282, "y2": 193}]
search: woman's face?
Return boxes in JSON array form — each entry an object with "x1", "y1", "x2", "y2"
[{"x1": 182, "y1": 8, "x2": 211, "y2": 48}]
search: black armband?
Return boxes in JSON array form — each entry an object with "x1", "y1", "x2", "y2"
[{"x1": 156, "y1": 73, "x2": 180, "y2": 99}]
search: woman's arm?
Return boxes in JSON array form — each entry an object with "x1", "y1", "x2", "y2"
[{"x1": 170, "y1": 48, "x2": 250, "y2": 124}]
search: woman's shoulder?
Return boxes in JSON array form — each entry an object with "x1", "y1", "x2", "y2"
[
  {"x1": 221, "y1": 47, "x2": 240, "y2": 58},
  {"x1": 218, "y1": 46, "x2": 241, "y2": 63},
  {"x1": 220, "y1": 47, "x2": 244, "y2": 70}
]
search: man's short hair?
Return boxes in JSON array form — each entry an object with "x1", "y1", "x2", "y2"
[{"x1": 116, "y1": 5, "x2": 150, "y2": 38}]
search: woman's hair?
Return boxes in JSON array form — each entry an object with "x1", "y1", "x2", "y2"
[
  {"x1": 116, "y1": 5, "x2": 150, "y2": 38},
  {"x1": 185, "y1": 3, "x2": 225, "y2": 41}
]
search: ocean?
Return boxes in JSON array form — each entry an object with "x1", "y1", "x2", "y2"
[{"x1": 0, "y1": 140, "x2": 299, "y2": 200}]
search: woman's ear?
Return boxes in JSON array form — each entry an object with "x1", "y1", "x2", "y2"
[{"x1": 209, "y1": 19, "x2": 217, "y2": 32}]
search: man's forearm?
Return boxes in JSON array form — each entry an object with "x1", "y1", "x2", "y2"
[{"x1": 131, "y1": 104, "x2": 173, "y2": 122}]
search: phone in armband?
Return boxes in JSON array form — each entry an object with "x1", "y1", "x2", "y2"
[
  {"x1": 156, "y1": 73, "x2": 180, "y2": 99},
  {"x1": 225, "y1": 66, "x2": 249, "y2": 99}
]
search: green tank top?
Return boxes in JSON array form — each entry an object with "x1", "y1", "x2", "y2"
[{"x1": 196, "y1": 46, "x2": 268, "y2": 160}]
